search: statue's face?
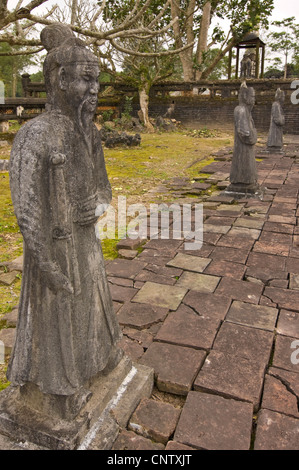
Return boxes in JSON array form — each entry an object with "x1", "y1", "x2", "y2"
[
  {"x1": 61, "y1": 63, "x2": 100, "y2": 116},
  {"x1": 247, "y1": 89, "x2": 255, "y2": 109}
]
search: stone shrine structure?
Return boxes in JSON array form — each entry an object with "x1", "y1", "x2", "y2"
[
  {"x1": 226, "y1": 82, "x2": 261, "y2": 198},
  {"x1": 267, "y1": 88, "x2": 285, "y2": 153},
  {"x1": 0, "y1": 24, "x2": 153, "y2": 450}
]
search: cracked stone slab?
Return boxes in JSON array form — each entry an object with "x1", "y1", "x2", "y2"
[
  {"x1": 194, "y1": 350, "x2": 267, "y2": 411},
  {"x1": 276, "y1": 310, "x2": 299, "y2": 338},
  {"x1": 106, "y1": 259, "x2": 147, "y2": 279},
  {"x1": 174, "y1": 391, "x2": 253, "y2": 450},
  {"x1": 183, "y1": 291, "x2": 231, "y2": 321},
  {"x1": 166, "y1": 253, "x2": 211, "y2": 273},
  {"x1": 117, "y1": 303, "x2": 169, "y2": 330},
  {"x1": 254, "y1": 409, "x2": 299, "y2": 450},
  {"x1": 261, "y1": 367, "x2": 299, "y2": 418},
  {"x1": 132, "y1": 281, "x2": 187, "y2": 310},
  {"x1": 216, "y1": 278, "x2": 263, "y2": 304},
  {"x1": 128, "y1": 398, "x2": 181, "y2": 444},
  {"x1": 263, "y1": 287, "x2": 299, "y2": 312},
  {"x1": 176, "y1": 272, "x2": 220, "y2": 293},
  {"x1": 213, "y1": 322, "x2": 274, "y2": 363},
  {"x1": 140, "y1": 342, "x2": 206, "y2": 395},
  {"x1": 204, "y1": 259, "x2": 246, "y2": 280},
  {"x1": 155, "y1": 304, "x2": 221, "y2": 350},
  {"x1": 226, "y1": 300, "x2": 278, "y2": 331},
  {"x1": 272, "y1": 334, "x2": 299, "y2": 373}
]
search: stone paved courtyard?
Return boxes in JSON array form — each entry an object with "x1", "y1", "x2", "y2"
[{"x1": 1, "y1": 138, "x2": 299, "y2": 450}]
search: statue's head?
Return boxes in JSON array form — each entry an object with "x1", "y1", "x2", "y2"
[
  {"x1": 41, "y1": 24, "x2": 100, "y2": 121},
  {"x1": 275, "y1": 88, "x2": 285, "y2": 104},
  {"x1": 239, "y1": 82, "x2": 255, "y2": 109}
]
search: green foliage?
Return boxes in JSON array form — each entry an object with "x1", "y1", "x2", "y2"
[{"x1": 0, "y1": 43, "x2": 38, "y2": 97}]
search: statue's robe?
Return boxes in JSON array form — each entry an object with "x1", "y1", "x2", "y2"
[
  {"x1": 8, "y1": 110, "x2": 122, "y2": 395},
  {"x1": 230, "y1": 104, "x2": 258, "y2": 187},
  {"x1": 267, "y1": 101, "x2": 285, "y2": 149}
]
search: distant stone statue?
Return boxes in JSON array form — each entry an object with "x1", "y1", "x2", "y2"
[
  {"x1": 8, "y1": 24, "x2": 122, "y2": 399},
  {"x1": 267, "y1": 88, "x2": 285, "y2": 153},
  {"x1": 240, "y1": 52, "x2": 252, "y2": 78},
  {"x1": 227, "y1": 82, "x2": 260, "y2": 195}
]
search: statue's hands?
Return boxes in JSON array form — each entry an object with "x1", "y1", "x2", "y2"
[{"x1": 40, "y1": 262, "x2": 74, "y2": 294}]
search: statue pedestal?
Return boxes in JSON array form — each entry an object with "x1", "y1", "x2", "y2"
[
  {"x1": 224, "y1": 183, "x2": 264, "y2": 200},
  {"x1": 0, "y1": 356, "x2": 153, "y2": 450}
]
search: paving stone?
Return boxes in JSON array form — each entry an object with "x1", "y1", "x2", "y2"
[
  {"x1": 118, "y1": 249, "x2": 138, "y2": 259},
  {"x1": 233, "y1": 217, "x2": 265, "y2": 230},
  {"x1": 252, "y1": 241, "x2": 290, "y2": 257},
  {"x1": 128, "y1": 398, "x2": 181, "y2": 444},
  {"x1": 245, "y1": 266, "x2": 288, "y2": 284},
  {"x1": 0, "y1": 328, "x2": 16, "y2": 354},
  {"x1": 228, "y1": 227, "x2": 261, "y2": 240},
  {"x1": 210, "y1": 246, "x2": 249, "y2": 264},
  {"x1": 143, "y1": 239, "x2": 184, "y2": 253},
  {"x1": 204, "y1": 259, "x2": 246, "y2": 280},
  {"x1": 1, "y1": 308, "x2": 18, "y2": 327},
  {"x1": 261, "y1": 367, "x2": 299, "y2": 418},
  {"x1": 268, "y1": 214, "x2": 296, "y2": 225},
  {"x1": 286, "y1": 257, "x2": 299, "y2": 274},
  {"x1": 122, "y1": 327, "x2": 154, "y2": 350},
  {"x1": 176, "y1": 272, "x2": 220, "y2": 293},
  {"x1": 246, "y1": 252, "x2": 286, "y2": 271},
  {"x1": 276, "y1": 309, "x2": 299, "y2": 338},
  {"x1": 108, "y1": 277, "x2": 134, "y2": 287},
  {"x1": 174, "y1": 391, "x2": 253, "y2": 450},
  {"x1": 203, "y1": 224, "x2": 231, "y2": 234},
  {"x1": 263, "y1": 221, "x2": 294, "y2": 234},
  {"x1": 155, "y1": 304, "x2": 220, "y2": 350},
  {"x1": 112, "y1": 430, "x2": 165, "y2": 450},
  {"x1": 213, "y1": 322, "x2": 274, "y2": 363},
  {"x1": 289, "y1": 273, "x2": 299, "y2": 290},
  {"x1": 216, "y1": 235, "x2": 255, "y2": 251},
  {"x1": 226, "y1": 300, "x2": 278, "y2": 331},
  {"x1": 117, "y1": 303, "x2": 168, "y2": 330},
  {"x1": 0, "y1": 271, "x2": 19, "y2": 286},
  {"x1": 216, "y1": 277, "x2": 263, "y2": 304},
  {"x1": 120, "y1": 336, "x2": 145, "y2": 362},
  {"x1": 106, "y1": 259, "x2": 147, "y2": 279},
  {"x1": 272, "y1": 334, "x2": 299, "y2": 373},
  {"x1": 205, "y1": 216, "x2": 236, "y2": 226},
  {"x1": 132, "y1": 281, "x2": 187, "y2": 310},
  {"x1": 263, "y1": 286, "x2": 299, "y2": 311},
  {"x1": 140, "y1": 342, "x2": 206, "y2": 395},
  {"x1": 254, "y1": 409, "x2": 299, "y2": 450},
  {"x1": 109, "y1": 284, "x2": 138, "y2": 303},
  {"x1": 194, "y1": 350, "x2": 266, "y2": 411},
  {"x1": 165, "y1": 441, "x2": 195, "y2": 450},
  {"x1": 134, "y1": 270, "x2": 177, "y2": 285},
  {"x1": 166, "y1": 253, "x2": 211, "y2": 273},
  {"x1": 116, "y1": 238, "x2": 146, "y2": 251},
  {"x1": 183, "y1": 291, "x2": 231, "y2": 321}
]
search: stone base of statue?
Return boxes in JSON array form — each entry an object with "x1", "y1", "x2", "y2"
[
  {"x1": 266, "y1": 146, "x2": 284, "y2": 155},
  {"x1": 0, "y1": 355, "x2": 153, "y2": 450},
  {"x1": 224, "y1": 182, "x2": 264, "y2": 200}
]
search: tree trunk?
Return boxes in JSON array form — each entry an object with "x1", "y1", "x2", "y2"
[
  {"x1": 196, "y1": 1, "x2": 211, "y2": 80},
  {"x1": 139, "y1": 85, "x2": 154, "y2": 133},
  {"x1": 170, "y1": 0, "x2": 196, "y2": 82}
]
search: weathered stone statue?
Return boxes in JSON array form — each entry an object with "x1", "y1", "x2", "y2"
[
  {"x1": 267, "y1": 88, "x2": 285, "y2": 153},
  {"x1": 240, "y1": 52, "x2": 253, "y2": 78},
  {"x1": 226, "y1": 82, "x2": 260, "y2": 196},
  {"x1": 0, "y1": 24, "x2": 152, "y2": 450}
]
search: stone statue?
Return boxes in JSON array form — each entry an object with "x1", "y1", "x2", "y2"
[
  {"x1": 8, "y1": 24, "x2": 123, "y2": 398},
  {"x1": 240, "y1": 52, "x2": 252, "y2": 78},
  {"x1": 0, "y1": 24, "x2": 153, "y2": 450},
  {"x1": 267, "y1": 88, "x2": 285, "y2": 153},
  {"x1": 227, "y1": 82, "x2": 259, "y2": 195}
]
